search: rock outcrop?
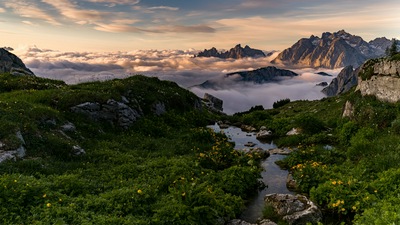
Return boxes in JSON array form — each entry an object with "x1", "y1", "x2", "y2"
[
  {"x1": 0, "y1": 131, "x2": 27, "y2": 163},
  {"x1": 357, "y1": 58, "x2": 400, "y2": 103},
  {"x1": 203, "y1": 93, "x2": 223, "y2": 112},
  {"x1": 264, "y1": 194, "x2": 322, "y2": 225},
  {"x1": 342, "y1": 101, "x2": 355, "y2": 118},
  {"x1": 196, "y1": 44, "x2": 266, "y2": 59},
  {"x1": 272, "y1": 30, "x2": 396, "y2": 69},
  {"x1": 322, "y1": 65, "x2": 358, "y2": 96},
  {"x1": 71, "y1": 99, "x2": 143, "y2": 129},
  {"x1": 0, "y1": 48, "x2": 35, "y2": 76},
  {"x1": 316, "y1": 82, "x2": 328, "y2": 87}
]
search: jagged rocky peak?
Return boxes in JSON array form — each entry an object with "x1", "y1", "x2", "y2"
[
  {"x1": 272, "y1": 30, "x2": 394, "y2": 69},
  {"x1": 0, "y1": 48, "x2": 35, "y2": 76},
  {"x1": 196, "y1": 44, "x2": 266, "y2": 59},
  {"x1": 322, "y1": 65, "x2": 358, "y2": 96}
]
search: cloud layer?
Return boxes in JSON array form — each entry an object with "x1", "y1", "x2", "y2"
[{"x1": 16, "y1": 46, "x2": 340, "y2": 114}]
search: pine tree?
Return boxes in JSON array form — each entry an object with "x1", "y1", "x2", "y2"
[{"x1": 388, "y1": 38, "x2": 398, "y2": 57}]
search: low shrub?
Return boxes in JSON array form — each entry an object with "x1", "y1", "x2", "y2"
[{"x1": 273, "y1": 98, "x2": 290, "y2": 109}]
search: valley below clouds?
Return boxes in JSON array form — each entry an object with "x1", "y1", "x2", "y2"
[{"x1": 16, "y1": 46, "x2": 341, "y2": 114}]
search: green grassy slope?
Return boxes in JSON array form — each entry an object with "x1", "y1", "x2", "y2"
[
  {"x1": 0, "y1": 74, "x2": 263, "y2": 224},
  {"x1": 232, "y1": 79, "x2": 400, "y2": 223}
]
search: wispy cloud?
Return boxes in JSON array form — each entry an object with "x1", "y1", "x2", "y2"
[
  {"x1": 22, "y1": 20, "x2": 36, "y2": 26},
  {"x1": 4, "y1": 1, "x2": 61, "y2": 25},
  {"x1": 42, "y1": 0, "x2": 106, "y2": 24},
  {"x1": 85, "y1": 0, "x2": 140, "y2": 5},
  {"x1": 148, "y1": 6, "x2": 179, "y2": 11},
  {"x1": 160, "y1": 25, "x2": 215, "y2": 33},
  {"x1": 94, "y1": 23, "x2": 148, "y2": 33}
]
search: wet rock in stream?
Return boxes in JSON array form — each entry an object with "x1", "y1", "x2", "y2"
[
  {"x1": 264, "y1": 194, "x2": 322, "y2": 225},
  {"x1": 226, "y1": 219, "x2": 277, "y2": 225}
]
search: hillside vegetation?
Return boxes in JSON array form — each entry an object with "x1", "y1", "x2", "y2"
[
  {"x1": 0, "y1": 73, "x2": 263, "y2": 224},
  {"x1": 231, "y1": 82, "x2": 400, "y2": 223}
]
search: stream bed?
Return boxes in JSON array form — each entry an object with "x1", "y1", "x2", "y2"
[{"x1": 208, "y1": 124, "x2": 294, "y2": 223}]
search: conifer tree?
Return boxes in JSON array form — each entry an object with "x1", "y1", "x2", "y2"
[{"x1": 388, "y1": 38, "x2": 398, "y2": 57}]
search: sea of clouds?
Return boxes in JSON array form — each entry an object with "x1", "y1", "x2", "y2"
[{"x1": 14, "y1": 46, "x2": 341, "y2": 114}]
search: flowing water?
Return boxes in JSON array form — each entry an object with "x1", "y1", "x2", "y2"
[{"x1": 208, "y1": 124, "x2": 294, "y2": 223}]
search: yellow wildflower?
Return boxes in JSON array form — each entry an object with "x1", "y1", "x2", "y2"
[
  {"x1": 137, "y1": 189, "x2": 143, "y2": 195},
  {"x1": 331, "y1": 181, "x2": 337, "y2": 185},
  {"x1": 352, "y1": 206, "x2": 357, "y2": 211},
  {"x1": 46, "y1": 203, "x2": 51, "y2": 207},
  {"x1": 43, "y1": 194, "x2": 47, "y2": 198}
]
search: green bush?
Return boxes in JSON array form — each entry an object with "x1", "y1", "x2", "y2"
[
  {"x1": 391, "y1": 118, "x2": 400, "y2": 134},
  {"x1": 218, "y1": 166, "x2": 261, "y2": 198},
  {"x1": 273, "y1": 98, "x2": 290, "y2": 109},
  {"x1": 338, "y1": 121, "x2": 359, "y2": 146},
  {"x1": 346, "y1": 127, "x2": 375, "y2": 161},
  {"x1": 294, "y1": 114, "x2": 325, "y2": 135}
]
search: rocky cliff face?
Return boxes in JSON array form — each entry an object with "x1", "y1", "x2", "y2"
[
  {"x1": 322, "y1": 65, "x2": 358, "y2": 96},
  {"x1": 196, "y1": 66, "x2": 298, "y2": 89},
  {"x1": 196, "y1": 44, "x2": 266, "y2": 59},
  {"x1": 272, "y1": 30, "x2": 395, "y2": 69},
  {"x1": 0, "y1": 48, "x2": 35, "y2": 76},
  {"x1": 203, "y1": 93, "x2": 223, "y2": 112},
  {"x1": 357, "y1": 58, "x2": 400, "y2": 103}
]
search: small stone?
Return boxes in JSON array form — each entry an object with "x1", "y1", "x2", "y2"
[
  {"x1": 61, "y1": 122, "x2": 76, "y2": 132},
  {"x1": 72, "y1": 145, "x2": 85, "y2": 156},
  {"x1": 244, "y1": 142, "x2": 256, "y2": 147},
  {"x1": 269, "y1": 148, "x2": 291, "y2": 155},
  {"x1": 256, "y1": 130, "x2": 272, "y2": 139},
  {"x1": 286, "y1": 128, "x2": 300, "y2": 136}
]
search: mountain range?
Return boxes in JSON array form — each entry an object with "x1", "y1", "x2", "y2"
[
  {"x1": 196, "y1": 44, "x2": 266, "y2": 59},
  {"x1": 272, "y1": 30, "x2": 396, "y2": 69}
]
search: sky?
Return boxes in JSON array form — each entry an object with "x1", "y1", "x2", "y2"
[{"x1": 1, "y1": 0, "x2": 400, "y2": 52}]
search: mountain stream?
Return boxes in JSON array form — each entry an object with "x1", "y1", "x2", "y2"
[{"x1": 208, "y1": 124, "x2": 294, "y2": 223}]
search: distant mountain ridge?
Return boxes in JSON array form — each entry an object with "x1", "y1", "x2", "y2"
[
  {"x1": 272, "y1": 30, "x2": 396, "y2": 69},
  {"x1": 195, "y1": 66, "x2": 298, "y2": 89},
  {"x1": 0, "y1": 48, "x2": 35, "y2": 76},
  {"x1": 196, "y1": 44, "x2": 266, "y2": 59}
]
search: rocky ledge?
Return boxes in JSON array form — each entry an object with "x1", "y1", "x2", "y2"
[{"x1": 357, "y1": 58, "x2": 400, "y2": 103}]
